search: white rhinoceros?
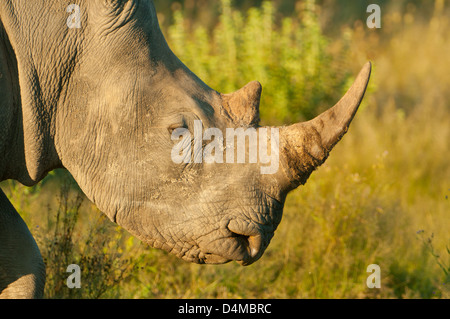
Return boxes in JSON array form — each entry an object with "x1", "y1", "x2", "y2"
[{"x1": 0, "y1": 0, "x2": 370, "y2": 298}]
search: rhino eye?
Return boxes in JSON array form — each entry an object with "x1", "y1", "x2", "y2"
[{"x1": 167, "y1": 123, "x2": 187, "y2": 135}]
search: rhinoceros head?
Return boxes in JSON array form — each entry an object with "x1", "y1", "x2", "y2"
[{"x1": 2, "y1": 0, "x2": 370, "y2": 265}]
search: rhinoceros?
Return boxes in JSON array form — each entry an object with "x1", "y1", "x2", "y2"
[{"x1": 0, "y1": 0, "x2": 370, "y2": 298}]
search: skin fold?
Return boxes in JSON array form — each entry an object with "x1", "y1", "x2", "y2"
[{"x1": 0, "y1": 0, "x2": 370, "y2": 298}]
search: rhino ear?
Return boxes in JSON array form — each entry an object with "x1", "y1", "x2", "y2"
[{"x1": 221, "y1": 81, "x2": 262, "y2": 126}]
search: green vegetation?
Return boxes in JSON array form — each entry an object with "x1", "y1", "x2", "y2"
[
  {"x1": 167, "y1": 0, "x2": 351, "y2": 123},
  {"x1": 1, "y1": 0, "x2": 449, "y2": 298}
]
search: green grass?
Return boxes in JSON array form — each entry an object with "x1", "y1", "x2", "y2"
[{"x1": 1, "y1": 0, "x2": 449, "y2": 298}]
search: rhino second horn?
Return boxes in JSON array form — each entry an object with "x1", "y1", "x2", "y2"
[
  {"x1": 280, "y1": 62, "x2": 372, "y2": 189},
  {"x1": 221, "y1": 81, "x2": 262, "y2": 126}
]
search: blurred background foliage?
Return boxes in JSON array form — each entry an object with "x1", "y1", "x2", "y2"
[
  {"x1": 1, "y1": 0, "x2": 449, "y2": 298},
  {"x1": 155, "y1": 0, "x2": 450, "y2": 123}
]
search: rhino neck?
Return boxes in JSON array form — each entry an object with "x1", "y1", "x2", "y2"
[
  {"x1": 0, "y1": 20, "x2": 19, "y2": 182},
  {"x1": 0, "y1": 2, "x2": 64, "y2": 185}
]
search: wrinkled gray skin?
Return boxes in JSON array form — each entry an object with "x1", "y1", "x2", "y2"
[{"x1": 0, "y1": 0, "x2": 371, "y2": 298}]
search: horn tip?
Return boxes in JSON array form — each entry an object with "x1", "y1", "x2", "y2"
[{"x1": 361, "y1": 61, "x2": 372, "y2": 80}]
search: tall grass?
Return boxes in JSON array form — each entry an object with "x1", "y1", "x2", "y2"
[{"x1": 1, "y1": 0, "x2": 448, "y2": 298}]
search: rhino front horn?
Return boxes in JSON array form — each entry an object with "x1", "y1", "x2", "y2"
[
  {"x1": 221, "y1": 81, "x2": 262, "y2": 126},
  {"x1": 280, "y1": 62, "x2": 372, "y2": 189}
]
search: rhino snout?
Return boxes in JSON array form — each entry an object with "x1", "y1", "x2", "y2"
[
  {"x1": 226, "y1": 219, "x2": 269, "y2": 266},
  {"x1": 192, "y1": 216, "x2": 274, "y2": 266}
]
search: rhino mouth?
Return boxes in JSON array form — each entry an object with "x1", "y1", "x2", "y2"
[
  {"x1": 194, "y1": 219, "x2": 273, "y2": 266},
  {"x1": 198, "y1": 236, "x2": 262, "y2": 266},
  {"x1": 136, "y1": 195, "x2": 283, "y2": 266}
]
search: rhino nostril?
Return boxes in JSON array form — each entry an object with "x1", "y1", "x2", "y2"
[
  {"x1": 231, "y1": 232, "x2": 250, "y2": 245},
  {"x1": 227, "y1": 220, "x2": 264, "y2": 262}
]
